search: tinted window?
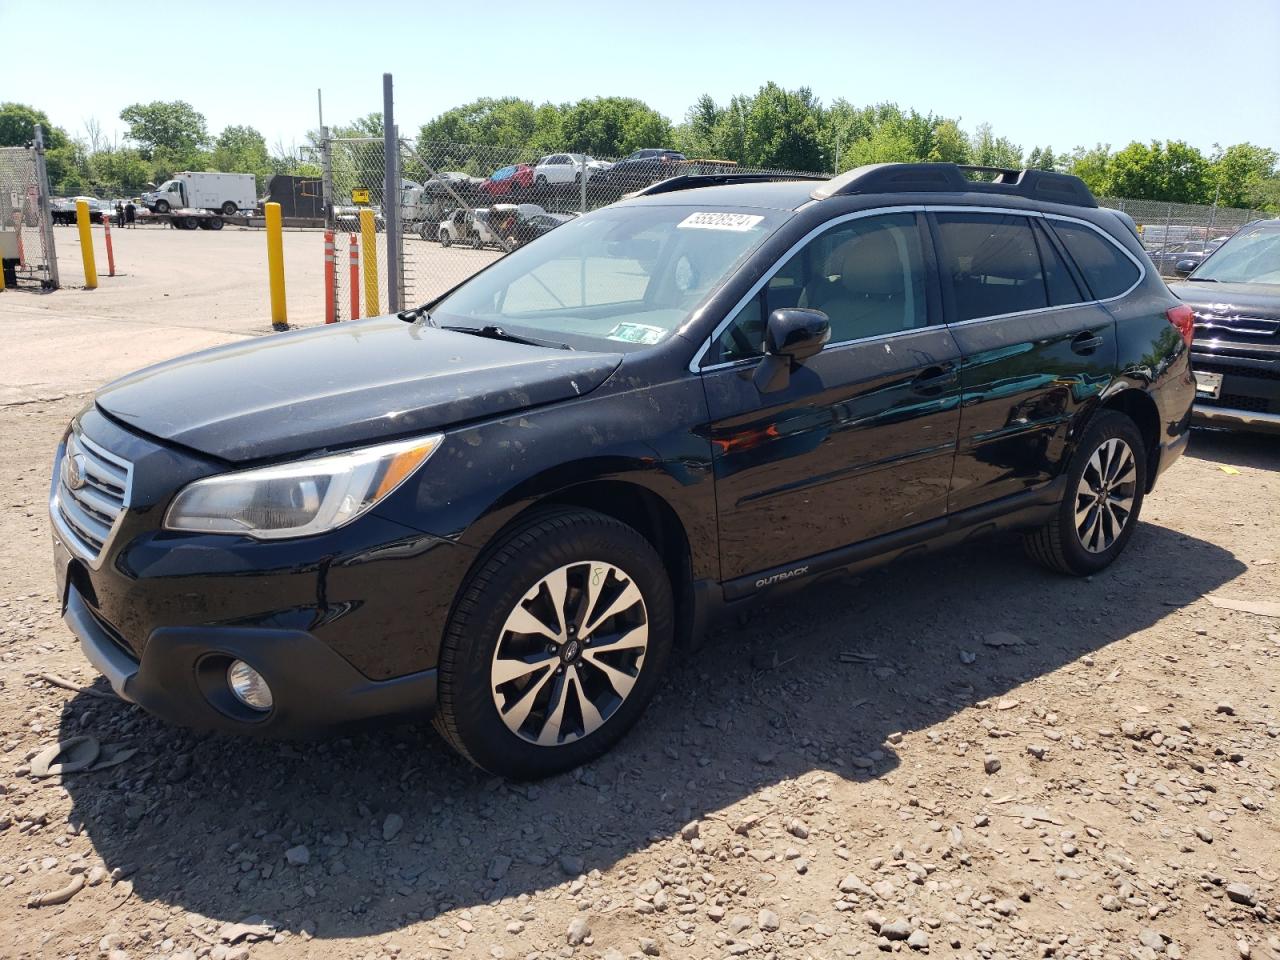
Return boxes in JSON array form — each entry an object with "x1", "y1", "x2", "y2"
[
  {"x1": 1033, "y1": 222, "x2": 1085, "y2": 306},
  {"x1": 1049, "y1": 221, "x2": 1140, "y2": 299},
  {"x1": 710, "y1": 213, "x2": 929, "y2": 363},
  {"x1": 934, "y1": 213, "x2": 1047, "y2": 321}
]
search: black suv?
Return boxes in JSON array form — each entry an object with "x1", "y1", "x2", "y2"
[
  {"x1": 51, "y1": 163, "x2": 1194, "y2": 779},
  {"x1": 1167, "y1": 217, "x2": 1280, "y2": 434}
]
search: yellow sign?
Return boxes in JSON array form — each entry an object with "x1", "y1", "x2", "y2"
[{"x1": 351, "y1": 188, "x2": 370, "y2": 204}]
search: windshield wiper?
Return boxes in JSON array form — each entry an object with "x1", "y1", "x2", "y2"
[
  {"x1": 443, "y1": 324, "x2": 571, "y2": 350},
  {"x1": 397, "y1": 307, "x2": 438, "y2": 326},
  {"x1": 1183, "y1": 277, "x2": 1218, "y2": 282}
]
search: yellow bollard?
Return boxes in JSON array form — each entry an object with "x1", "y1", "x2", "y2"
[
  {"x1": 360, "y1": 208, "x2": 378, "y2": 317},
  {"x1": 264, "y1": 202, "x2": 287, "y2": 330},
  {"x1": 76, "y1": 200, "x2": 98, "y2": 290}
]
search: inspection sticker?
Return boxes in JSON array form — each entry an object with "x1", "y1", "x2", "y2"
[
  {"x1": 606, "y1": 322, "x2": 666, "y2": 344},
  {"x1": 677, "y1": 211, "x2": 764, "y2": 232}
]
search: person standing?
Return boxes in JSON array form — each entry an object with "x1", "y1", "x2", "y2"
[
  {"x1": 124, "y1": 201, "x2": 136, "y2": 228},
  {"x1": 115, "y1": 201, "x2": 125, "y2": 228}
]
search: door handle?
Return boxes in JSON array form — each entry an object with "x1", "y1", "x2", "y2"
[
  {"x1": 910, "y1": 365, "x2": 958, "y2": 396},
  {"x1": 1071, "y1": 332, "x2": 1104, "y2": 355}
]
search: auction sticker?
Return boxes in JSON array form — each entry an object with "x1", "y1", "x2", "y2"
[{"x1": 677, "y1": 211, "x2": 765, "y2": 232}]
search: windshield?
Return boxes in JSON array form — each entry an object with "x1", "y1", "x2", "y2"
[
  {"x1": 431, "y1": 204, "x2": 786, "y2": 349},
  {"x1": 1192, "y1": 223, "x2": 1280, "y2": 284}
]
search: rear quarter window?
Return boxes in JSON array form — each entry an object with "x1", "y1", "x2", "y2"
[{"x1": 1049, "y1": 221, "x2": 1141, "y2": 300}]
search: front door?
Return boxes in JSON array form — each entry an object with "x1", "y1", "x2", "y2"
[
  {"x1": 700, "y1": 211, "x2": 963, "y2": 585},
  {"x1": 927, "y1": 211, "x2": 1118, "y2": 513}
]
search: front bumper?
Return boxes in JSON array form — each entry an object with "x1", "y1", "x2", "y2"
[
  {"x1": 1191, "y1": 350, "x2": 1280, "y2": 435},
  {"x1": 51, "y1": 406, "x2": 477, "y2": 735},
  {"x1": 64, "y1": 582, "x2": 437, "y2": 735},
  {"x1": 1192, "y1": 404, "x2": 1280, "y2": 435}
]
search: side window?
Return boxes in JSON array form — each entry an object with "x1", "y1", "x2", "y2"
[
  {"x1": 1049, "y1": 220, "x2": 1141, "y2": 300},
  {"x1": 934, "y1": 213, "x2": 1047, "y2": 322},
  {"x1": 708, "y1": 213, "x2": 928, "y2": 364},
  {"x1": 1033, "y1": 221, "x2": 1085, "y2": 306}
]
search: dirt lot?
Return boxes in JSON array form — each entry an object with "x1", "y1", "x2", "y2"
[{"x1": 0, "y1": 257, "x2": 1278, "y2": 959}]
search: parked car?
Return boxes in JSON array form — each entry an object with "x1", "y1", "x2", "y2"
[
  {"x1": 514, "y1": 210, "x2": 576, "y2": 246},
  {"x1": 1146, "y1": 238, "x2": 1229, "y2": 276},
  {"x1": 480, "y1": 164, "x2": 535, "y2": 197},
  {"x1": 588, "y1": 155, "x2": 683, "y2": 199},
  {"x1": 51, "y1": 162, "x2": 1193, "y2": 779},
  {"x1": 533, "y1": 154, "x2": 610, "y2": 186},
  {"x1": 51, "y1": 196, "x2": 109, "y2": 225},
  {"x1": 624, "y1": 148, "x2": 686, "y2": 162},
  {"x1": 334, "y1": 205, "x2": 384, "y2": 232},
  {"x1": 1167, "y1": 217, "x2": 1280, "y2": 434}
]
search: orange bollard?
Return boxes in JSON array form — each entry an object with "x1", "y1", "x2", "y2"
[
  {"x1": 102, "y1": 215, "x2": 116, "y2": 277},
  {"x1": 13, "y1": 212, "x2": 25, "y2": 269},
  {"x1": 348, "y1": 234, "x2": 359, "y2": 320},
  {"x1": 323, "y1": 230, "x2": 336, "y2": 323}
]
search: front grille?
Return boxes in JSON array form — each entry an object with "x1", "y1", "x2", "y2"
[
  {"x1": 1193, "y1": 361, "x2": 1280, "y2": 382},
  {"x1": 1200, "y1": 392, "x2": 1275, "y2": 414},
  {"x1": 1193, "y1": 313, "x2": 1280, "y2": 338},
  {"x1": 52, "y1": 429, "x2": 132, "y2": 566}
]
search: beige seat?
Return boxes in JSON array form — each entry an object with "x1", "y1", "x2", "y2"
[{"x1": 799, "y1": 227, "x2": 912, "y2": 341}]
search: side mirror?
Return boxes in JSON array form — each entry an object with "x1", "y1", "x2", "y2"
[
  {"x1": 1173, "y1": 259, "x2": 1197, "y2": 278},
  {"x1": 753, "y1": 308, "x2": 831, "y2": 393}
]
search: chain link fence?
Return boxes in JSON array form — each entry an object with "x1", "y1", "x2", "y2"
[
  {"x1": 0, "y1": 129, "x2": 59, "y2": 290},
  {"x1": 1100, "y1": 196, "x2": 1268, "y2": 277},
  {"x1": 319, "y1": 132, "x2": 1274, "y2": 318}
]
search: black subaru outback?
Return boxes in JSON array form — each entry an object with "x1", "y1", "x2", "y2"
[{"x1": 51, "y1": 163, "x2": 1194, "y2": 779}]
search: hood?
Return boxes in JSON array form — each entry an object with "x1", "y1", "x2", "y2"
[
  {"x1": 1167, "y1": 281, "x2": 1280, "y2": 319},
  {"x1": 94, "y1": 317, "x2": 622, "y2": 462}
]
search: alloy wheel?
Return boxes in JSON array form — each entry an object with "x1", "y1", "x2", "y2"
[
  {"x1": 490, "y1": 561, "x2": 648, "y2": 747},
  {"x1": 1074, "y1": 437, "x2": 1137, "y2": 553}
]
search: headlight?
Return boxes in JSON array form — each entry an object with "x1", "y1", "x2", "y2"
[{"x1": 164, "y1": 434, "x2": 443, "y2": 539}]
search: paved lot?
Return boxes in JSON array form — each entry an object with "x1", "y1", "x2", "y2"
[{"x1": 0, "y1": 256, "x2": 1277, "y2": 960}]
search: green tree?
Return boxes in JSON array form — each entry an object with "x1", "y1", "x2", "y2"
[
  {"x1": 970, "y1": 123, "x2": 1022, "y2": 168},
  {"x1": 1027, "y1": 146, "x2": 1057, "y2": 171},
  {"x1": 1066, "y1": 144, "x2": 1113, "y2": 195},
  {"x1": 419, "y1": 98, "x2": 539, "y2": 149},
  {"x1": 0, "y1": 101, "x2": 68, "y2": 149},
  {"x1": 119, "y1": 100, "x2": 209, "y2": 160},
  {"x1": 739, "y1": 82, "x2": 824, "y2": 170},
  {"x1": 558, "y1": 97, "x2": 672, "y2": 157},
  {"x1": 210, "y1": 125, "x2": 272, "y2": 184},
  {"x1": 1209, "y1": 142, "x2": 1279, "y2": 209},
  {"x1": 88, "y1": 147, "x2": 152, "y2": 195},
  {"x1": 1106, "y1": 140, "x2": 1210, "y2": 203}
]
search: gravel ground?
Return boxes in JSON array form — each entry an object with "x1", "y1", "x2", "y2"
[{"x1": 0, "y1": 381, "x2": 1276, "y2": 959}]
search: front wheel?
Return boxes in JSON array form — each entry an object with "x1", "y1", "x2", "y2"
[
  {"x1": 154, "y1": 199, "x2": 170, "y2": 213},
  {"x1": 439, "y1": 229, "x2": 452, "y2": 247},
  {"x1": 433, "y1": 509, "x2": 673, "y2": 779},
  {"x1": 1024, "y1": 410, "x2": 1147, "y2": 576}
]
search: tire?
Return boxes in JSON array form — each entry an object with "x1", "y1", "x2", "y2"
[
  {"x1": 155, "y1": 200, "x2": 170, "y2": 214},
  {"x1": 1024, "y1": 410, "x2": 1147, "y2": 576},
  {"x1": 439, "y1": 229, "x2": 452, "y2": 247},
  {"x1": 472, "y1": 233, "x2": 484, "y2": 250},
  {"x1": 535, "y1": 175, "x2": 547, "y2": 186},
  {"x1": 207, "y1": 217, "x2": 223, "y2": 230},
  {"x1": 182, "y1": 216, "x2": 199, "y2": 230},
  {"x1": 221, "y1": 201, "x2": 237, "y2": 215},
  {"x1": 433, "y1": 508, "x2": 674, "y2": 779}
]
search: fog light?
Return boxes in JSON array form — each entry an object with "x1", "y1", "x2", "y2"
[{"x1": 227, "y1": 660, "x2": 273, "y2": 711}]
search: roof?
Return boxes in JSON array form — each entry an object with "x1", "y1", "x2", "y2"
[{"x1": 621, "y1": 179, "x2": 821, "y2": 211}]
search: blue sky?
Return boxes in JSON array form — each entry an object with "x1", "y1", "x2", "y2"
[{"x1": 4, "y1": 0, "x2": 1278, "y2": 156}]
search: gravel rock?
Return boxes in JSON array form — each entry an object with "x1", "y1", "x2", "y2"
[
  {"x1": 907, "y1": 929, "x2": 930, "y2": 951},
  {"x1": 983, "y1": 755, "x2": 1001, "y2": 774},
  {"x1": 382, "y1": 813, "x2": 403, "y2": 841},
  {"x1": 566, "y1": 916, "x2": 591, "y2": 946},
  {"x1": 679, "y1": 821, "x2": 700, "y2": 841},
  {"x1": 284, "y1": 845, "x2": 310, "y2": 866},
  {"x1": 1226, "y1": 882, "x2": 1257, "y2": 907},
  {"x1": 758, "y1": 908, "x2": 780, "y2": 932},
  {"x1": 639, "y1": 937, "x2": 659, "y2": 956},
  {"x1": 880, "y1": 919, "x2": 913, "y2": 941}
]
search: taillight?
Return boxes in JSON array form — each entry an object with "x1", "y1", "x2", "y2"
[{"x1": 1166, "y1": 303, "x2": 1195, "y2": 348}]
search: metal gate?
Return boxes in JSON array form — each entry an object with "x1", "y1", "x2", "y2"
[{"x1": 0, "y1": 127, "x2": 59, "y2": 289}]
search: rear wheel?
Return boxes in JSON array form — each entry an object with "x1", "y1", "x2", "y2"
[
  {"x1": 1024, "y1": 410, "x2": 1147, "y2": 576},
  {"x1": 433, "y1": 508, "x2": 673, "y2": 779},
  {"x1": 207, "y1": 217, "x2": 223, "y2": 230},
  {"x1": 220, "y1": 201, "x2": 237, "y2": 215},
  {"x1": 439, "y1": 229, "x2": 452, "y2": 247}
]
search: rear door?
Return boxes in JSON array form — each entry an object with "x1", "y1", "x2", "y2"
[
  {"x1": 929, "y1": 209, "x2": 1117, "y2": 512},
  {"x1": 700, "y1": 211, "x2": 963, "y2": 585}
]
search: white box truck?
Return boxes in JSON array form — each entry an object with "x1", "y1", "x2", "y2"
[{"x1": 141, "y1": 172, "x2": 256, "y2": 215}]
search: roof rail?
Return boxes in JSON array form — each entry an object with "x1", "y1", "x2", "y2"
[
  {"x1": 809, "y1": 162, "x2": 1097, "y2": 208},
  {"x1": 628, "y1": 172, "x2": 829, "y2": 197}
]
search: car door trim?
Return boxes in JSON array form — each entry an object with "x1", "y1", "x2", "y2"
[{"x1": 690, "y1": 205, "x2": 1146, "y2": 371}]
